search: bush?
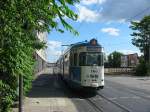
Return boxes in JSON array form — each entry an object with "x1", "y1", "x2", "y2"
[
  {"x1": 135, "y1": 61, "x2": 150, "y2": 76},
  {"x1": 147, "y1": 63, "x2": 150, "y2": 76},
  {"x1": 0, "y1": 77, "x2": 17, "y2": 112}
]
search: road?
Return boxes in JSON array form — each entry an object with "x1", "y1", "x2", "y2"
[
  {"x1": 71, "y1": 76, "x2": 150, "y2": 112},
  {"x1": 23, "y1": 70, "x2": 150, "y2": 112}
]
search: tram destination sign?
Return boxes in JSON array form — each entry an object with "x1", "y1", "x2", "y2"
[{"x1": 87, "y1": 46, "x2": 101, "y2": 52}]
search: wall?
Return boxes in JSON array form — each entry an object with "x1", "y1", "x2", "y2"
[{"x1": 34, "y1": 32, "x2": 48, "y2": 74}]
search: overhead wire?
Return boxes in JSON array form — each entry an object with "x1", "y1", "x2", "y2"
[
  {"x1": 90, "y1": 4, "x2": 150, "y2": 38},
  {"x1": 71, "y1": 2, "x2": 150, "y2": 47},
  {"x1": 127, "y1": 6, "x2": 150, "y2": 22}
]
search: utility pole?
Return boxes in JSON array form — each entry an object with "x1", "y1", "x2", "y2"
[
  {"x1": 18, "y1": 21, "x2": 28, "y2": 112},
  {"x1": 19, "y1": 74, "x2": 23, "y2": 112},
  {"x1": 149, "y1": 46, "x2": 150, "y2": 64}
]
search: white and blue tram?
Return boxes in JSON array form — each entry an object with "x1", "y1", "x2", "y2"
[{"x1": 56, "y1": 39, "x2": 104, "y2": 90}]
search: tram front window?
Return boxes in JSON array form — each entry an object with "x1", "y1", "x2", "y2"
[
  {"x1": 86, "y1": 53, "x2": 98, "y2": 65},
  {"x1": 79, "y1": 52, "x2": 104, "y2": 66}
]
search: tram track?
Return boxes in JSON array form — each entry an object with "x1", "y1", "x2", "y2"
[
  {"x1": 96, "y1": 93, "x2": 132, "y2": 112},
  {"x1": 58, "y1": 76, "x2": 150, "y2": 112},
  {"x1": 85, "y1": 92, "x2": 132, "y2": 112},
  {"x1": 86, "y1": 98, "x2": 104, "y2": 112}
]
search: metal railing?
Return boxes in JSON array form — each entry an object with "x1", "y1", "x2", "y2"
[{"x1": 104, "y1": 67, "x2": 135, "y2": 74}]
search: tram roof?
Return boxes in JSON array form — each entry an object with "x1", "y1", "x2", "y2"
[
  {"x1": 70, "y1": 39, "x2": 102, "y2": 49},
  {"x1": 57, "y1": 39, "x2": 103, "y2": 61}
]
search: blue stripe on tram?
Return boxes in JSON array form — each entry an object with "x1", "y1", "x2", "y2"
[{"x1": 70, "y1": 67, "x2": 81, "y2": 81}]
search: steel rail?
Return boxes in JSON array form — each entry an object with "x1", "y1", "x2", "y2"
[
  {"x1": 97, "y1": 93, "x2": 132, "y2": 112},
  {"x1": 86, "y1": 98, "x2": 104, "y2": 112}
]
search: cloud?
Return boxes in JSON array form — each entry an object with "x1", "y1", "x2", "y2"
[
  {"x1": 81, "y1": 0, "x2": 106, "y2": 5},
  {"x1": 77, "y1": 5, "x2": 101, "y2": 22},
  {"x1": 101, "y1": 27, "x2": 120, "y2": 36},
  {"x1": 48, "y1": 40, "x2": 62, "y2": 48},
  {"x1": 77, "y1": 0, "x2": 150, "y2": 23},
  {"x1": 46, "y1": 40, "x2": 62, "y2": 62},
  {"x1": 100, "y1": 0, "x2": 150, "y2": 22}
]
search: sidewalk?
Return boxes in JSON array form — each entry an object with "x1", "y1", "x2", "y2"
[{"x1": 13, "y1": 69, "x2": 78, "y2": 112}]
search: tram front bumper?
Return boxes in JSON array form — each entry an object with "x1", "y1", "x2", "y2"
[{"x1": 91, "y1": 83, "x2": 99, "y2": 87}]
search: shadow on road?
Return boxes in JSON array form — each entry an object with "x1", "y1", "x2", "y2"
[
  {"x1": 27, "y1": 73, "x2": 96, "y2": 99},
  {"x1": 27, "y1": 74, "x2": 66, "y2": 98}
]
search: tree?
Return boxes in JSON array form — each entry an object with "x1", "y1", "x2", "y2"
[
  {"x1": 130, "y1": 15, "x2": 150, "y2": 63},
  {"x1": 108, "y1": 51, "x2": 123, "y2": 67},
  {"x1": 134, "y1": 55, "x2": 150, "y2": 76},
  {"x1": 0, "y1": 0, "x2": 79, "y2": 111}
]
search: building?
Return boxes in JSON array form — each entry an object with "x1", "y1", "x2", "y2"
[
  {"x1": 121, "y1": 53, "x2": 139, "y2": 67},
  {"x1": 121, "y1": 55, "x2": 128, "y2": 67},
  {"x1": 34, "y1": 32, "x2": 48, "y2": 73}
]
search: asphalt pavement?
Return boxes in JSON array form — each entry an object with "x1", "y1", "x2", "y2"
[{"x1": 13, "y1": 68, "x2": 150, "y2": 112}]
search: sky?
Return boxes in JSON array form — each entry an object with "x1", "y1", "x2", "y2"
[{"x1": 46, "y1": 0, "x2": 150, "y2": 62}]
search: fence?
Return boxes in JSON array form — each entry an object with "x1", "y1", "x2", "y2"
[{"x1": 104, "y1": 67, "x2": 135, "y2": 74}]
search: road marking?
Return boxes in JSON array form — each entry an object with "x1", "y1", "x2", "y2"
[
  {"x1": 95, "y1": 96, "x2": 142, "y2": 101},
  {"x1": 119, "y1": 96, "x2": 140, "y2": 99}
]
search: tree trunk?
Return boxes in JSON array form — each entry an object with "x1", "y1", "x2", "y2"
[{"x1": 144, "y1": 46, "x2": 149, "y2": 63}]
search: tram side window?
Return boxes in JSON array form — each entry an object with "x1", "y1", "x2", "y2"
[
  {"x1": 79, "y1": 53, "x2": 86, "y2": 66},
  {"x1": 98, "y1": 53, "x2": 104, "y2": 66},
  {"x1": 74, "y1": 53, "x2": 77, "y2": 66},
  {"x1": 70, "y1": 53, "x2": 74, "y2": 66}
]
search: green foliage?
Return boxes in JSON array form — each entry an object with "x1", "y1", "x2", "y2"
[
  {"x1": 108, "y1": 51, "x2": 123, "y2": 67},
  {"x1": 147, "y1": 63, "x2": 150, "y2": 75},
  {"x1": 130, "y1": 15, "x2": 150, "y2": 62},
  {"x1": 0, "y1": 0, "x2": 79, "y2": 111},
  {"x1": 0, "y1": 74, "x2": 17, "y2": 112},
  {"x1": 135, "y1": 59, "x2": 150, "y2": 76},
  {"x1": 134, "y1": 56, "x2": 149, "y2": 76},
  {"x1": 130, "y1": 15, "x2": 150, "y2": 76}
]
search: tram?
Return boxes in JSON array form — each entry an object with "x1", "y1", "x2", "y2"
[{"x1": 56, "y1": 39, "x2": 104, "y2": 90}]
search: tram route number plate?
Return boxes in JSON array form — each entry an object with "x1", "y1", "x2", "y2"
[{"x1": 87, "y1": 47, "x2": 101, "y2": 52}]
